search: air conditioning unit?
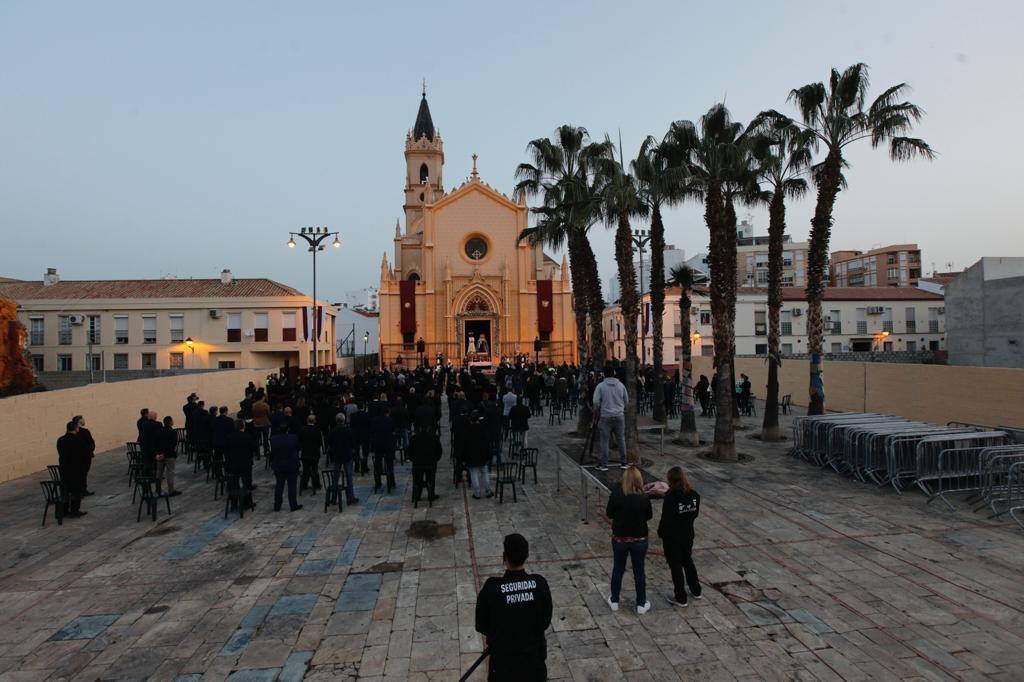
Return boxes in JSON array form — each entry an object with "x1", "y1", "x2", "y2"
[
  {"x1": 938, "y1": 306, "x2": 945, "y2": 314},
  {"x1": 209, "y1": 309, "x2": 222, "y2": 319},
  {"x1": 791, "y1": 308, "x2": 803, "y2": 317},
  {"x1": 244, "y1": 329, "x2": 255, "y2": 338},
  {"x1": 867, "y1": 306, "x2": 884, "y2": 315},
  {"x1": 69, "y1": 314, "x2": 86, "y2": 325}
]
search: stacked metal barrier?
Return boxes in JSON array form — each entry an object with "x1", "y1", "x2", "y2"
[{"x1": 790, "y1": 413, "x2": 1016, "y2": 523}]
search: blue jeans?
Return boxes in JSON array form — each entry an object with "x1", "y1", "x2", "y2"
[
  {"x1": 469, "y1": 466, "x2": 491, "y2": 497},
  {"x1": 341, "y1": 460, "x2": 356, "y2": 502},
  {"x1": 610, "y1": 539, "x2": 648, "y2": 605},
  {"x1": 598, "y1": 414, "x2": 627, "y2": 466}
]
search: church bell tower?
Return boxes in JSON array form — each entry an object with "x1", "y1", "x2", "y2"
[{"x1": 403, "y1": 87, "x2": 444, "y2": 233}]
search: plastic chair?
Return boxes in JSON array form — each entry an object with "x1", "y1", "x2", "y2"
[
  {"x1": 210, "y1": 454, "x2": 226, "y2": 499},
  {"x1": 223, "y1": 474, "x2": 251, "y2": 518},
  {"x1": 321, "y1": 469, "x2": 344, "y2": 513},
  {"x1": 518, "y1": 447, "x2": 539, "y2": 484},
  {"x1": 47, "y1": 465, "x2": 62, "y2": 482},
  {"x1": 496, "y1": 461, "x2": 519, "y2": 503},
  {"x1": 781, "y1": 394, "x2": 792, "y2": 415},
  {"x1": 40, "y1": 480, "x2": 67, "y2": 526},
  {"x1": 135, "y1": 478, "x2": 171, "y2": 522}
]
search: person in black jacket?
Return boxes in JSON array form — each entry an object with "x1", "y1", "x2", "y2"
[
  {"x1": 213, "y1": 406, "x2": 234, "y2": 456},
  {"x1": 158, "y1": 415, "x2": 182, "y2": 495},
  {"x1": 605, "y1": 466, "x2": 653, "y2": 614},
  {"x1": 465, "y1": 412, "x2": 493, "y2": 499},
  {"x1": 326, "y1": 414, "x2": 358, "y2": 505},
  {"x1": 270, "y1": 425, "x2": 302, "y2": 512},
  {"x1": 137, "y1": 408, "x2": 150, "y2": 443},
  {"x1": 73, "y1": 416, "x2": 96, "y2": 496},
  {"x1": 508, "y1": 396, "x2": 531, "y2": 447},
  {"x1": 658, "y1": 466, "x2": 702, "y2": 607},
  {"x1": 475, "y1": 533, "x2": 552, "y2": 681},
  {"x1": 224, "y1": 419, "x2": 256, "y2": 508},
  {"x1": 348, "y1": 405, "x2": 372, "y2": 474},
  {"x1": 57, "y1": 420, "x2": 86, "y2": 517},
  {"x1": 407, "y1": 422, "x2": 442, "y2": 506},
  {"x1": 298, "y1": 415, "x2": 322, "y2": 494},
  {"x1": 370, "y1": 405, "x2": 397, "y2": 493},
  {"x1": 139, "y1": 410, "x2": 164, "y2": 478}
]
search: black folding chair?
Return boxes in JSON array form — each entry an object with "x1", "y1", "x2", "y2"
[
  {"x1": 46, "y1": 465, "x2": 62, "y2": 482},
  {"x1": 40, "y1": 480, "x2": 67, "y2": 526},
  {"x1": 496, "y1": 461, "x2": 519, "y2": 503},
  {"x1": 321, "y1": 469, "x2": 345, "y2": 513},
  {"x1": 518, "y1": 447, "x2": 539, "y2": 484},
  {"x1": 135, "y1": 477, "x2": 171, "y2": 522}
]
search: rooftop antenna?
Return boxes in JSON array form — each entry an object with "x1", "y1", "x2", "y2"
[{"x1": 422, "y1": 78, "x2": 426, "y2": 97}]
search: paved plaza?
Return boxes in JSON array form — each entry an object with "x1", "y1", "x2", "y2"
[{"x1": 1, "y1": 406, "x2": 1023, "y2": 681}]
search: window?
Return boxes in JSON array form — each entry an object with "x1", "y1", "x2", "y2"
[
  {"x1": 883, "y1": 341, "x2": 893, "y2": 352},
  {"x1": 58, "y1": 354, "x2": 73, "y2": 371},
  {"x1": 782, "y1": 252, "x2": 793, "y2": 267},
  {"x1": 227, "y1": 312, "x2": 242, "y2": 342},
  {"x1": 29, "y1": 317, "x2": 44, "y2": 345},
  {"x1": 827, "y1": 310, "x2": 842, "y2": 334},
  {"x1": 905, "y1": 307, "x2": 916, "y2": 333},
  {"x1": 254, "y1": 312, "x2": 268, "y2": 342},
  {"x1": 781, "y1": 343, "x2": 793, "y2": 355},
  {"x1": 699, "y1": 310, "x2": 711, "y2": 326},
  {"x1": 87, "y1": 315, "x2": 101, "y2": 344},
  {"x1": 402, "y1": 331, "x2": 415, "y2": 348},
  {"x1": 780, "y1": 310, "x2": 792, "y2": 336},
  {"x1": 831, "y1": 342, "x2": 842, "y2": 353},
  {"x1": 755, "y1": 270, "x2": 769, "y2": 285},
  {"x1": 419, "y1": 162, "x2": 429, "y2": 184},
  {"x1": 887, "y1": 267, "x2": 898, "y2": 279},
  {"x1": 115, "y1": 316, "x2": 128, "y2": 344},
  {"x1": 928, "y1": 307, "x2": 940, "y2": 333},
  {"x1": 218, "y1": 360, "x2": 236, "y2": 369},
  {"x1": 754, "y1": 310, "x2": 767, "y2": 336},
  {"x1": 887, "y1": 255, "x2": 896, "y2": 264},
  {"x1": 700, "y1": 344, "x2": 714, "y2": 357},
  {"x1": 58, "y1": 316, "x2": 72, "y2": 345},
  {"x1": 465, "y1": 237, "x2": 488, "y2": 260},
  {"x1": 143, "y1": 315, "x2": 157, "y2": 344},
  {"x1": 31, "y1": 355, "x2": 44, "y2": 372},
  {"x1": 113, "y1": 353, "x2": 129, "y2": 369},
  {"x1": 169, "y1": 352, "x2": 184, "y2": 369},
  {"x1": 929, "y1": 340, "x2": 940, "y2": 351},
  {"x1": 905, "y1": 340, "x2": 917, "y2": 352},
  {"x1": 781, "y1": 322, "x2": 793, "y2": 336},
  {"x1": 282, "y1": 311, "x2": 297, "y2": 342},
  {"x1": 141, "y1": 353, "x2": 156, "y2": 369},
  {"x1": 170, "y1": 315, "x2": 184, "y2": 342},
  {"x1": 86, "y1": 353, "x2": 101, "y2": 371},
  {"x1": 755, "y1": 343, "x2": 768, "y2": 355}
]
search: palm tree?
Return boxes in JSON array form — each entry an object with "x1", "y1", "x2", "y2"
[
  {"x1": 774, "y1": 64, "x2": 934, "y2": 414},
  {"x1": 747, "y1": 119, "x2": 814, "y2": 440},
  {"x1": 632, "y1": 137, "x2": 688, "y2": 424},
  {"x1": 515, "y1": 125, "x2": 612, "y2": 433},
  {"x1": 596, "y1": 154, "x2": 645, "y2": 461},
  {"x1": 668, "y1": 264, "x2": 699, "y2": 446},
  {"x1": 661, "y1": 104, "x2": 744, "y2": 461}
]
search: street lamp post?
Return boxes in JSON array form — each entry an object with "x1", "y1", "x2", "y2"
[
  {"x1": 288, "y1": 226, "x2": 340, "y2": 371},
  {"x1": 185, "y1": 337, "x2": 195, "y2": 369},
  {"x1": 631, "y1": 229, "x2": 652, "y2": 367},
  {"x1": 363, "y1": 331, "x2": 369, "y2": 357}
]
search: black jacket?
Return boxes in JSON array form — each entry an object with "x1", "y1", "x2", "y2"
[
  {"x1": 327, "y1": 426, "x2": 355, "y2": 464},
  {"x1": 464, "y1": 421, "x2": 491, "y2": 468},
  {"x1": 407, "y1": 432, "x2": 443, "y2": 469},
  {"x1": 140, "y1": 419, "x2": 163, "y2": 458},
  {"x1": 605, "y1": 485, "x2": 653, "y2": 538},
  {"x1": 657, "y1": 488, "x2": 700, "y2": 544},
  {"x1": 509, "y1": 404, "x2": 530, "y2": 431},
  {"x1": 349, "y1": 410, "x2": 371, "y2": 442},
  {"x1": 224, "y1": 431, "x2": 255, "y2": 474},
  {"x1": 213, "y1": 415, "x2": 235, "y2": 448},
  {"x1": 370, "y1": 415, "x2": 396, "y2": 452},
  {"x1": 160, "y1": 425, "x2": 178, "y2": 459},
  {"x1": 57, "y1": 432, "x2": 84, "y2": 492},
  {"x1": 270, "y1": 433, "x2": 301, "y2": 474},
  {"x1": 475, "y1": 569, "x2": 552, "y2": 674},
  {"x1": 298, "y1": 425, "x2": 322, "y2": 458}
]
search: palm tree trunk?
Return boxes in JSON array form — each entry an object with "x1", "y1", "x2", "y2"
[
  {"x1": 649, "y1": 205, "x2": 666, "y2": 423},
  {"x1": 578, "y1": 236, "x2": 606, "y2": 370},
  {"x1": 806, "y1": 151, "x2": 842, "y2": 416},
  {"x1": 567, "y1": 233, "x2": 594, "y2": 435},
  {"x1": 614, "y1": 211, "x2": 641, "y2": 462},
  {"x1": 705, "y1": 183, "x2": 736, "y2": 461},
  {"x1": 724, "y1": 197, "x2": 741, "y2": 427},
  {"x1": 675, "y1": 289, "x2": 699, "y2": 446},
  {"x1": 762, "y1": 188, "x2": 785, "y2": 440}
]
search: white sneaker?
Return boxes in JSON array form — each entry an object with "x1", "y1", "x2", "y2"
[
  {"x1": 607, "y1": 597, "x2": 618, "y2": 612},
  {"x1": 637, "y1": 601, "x2": 651, "y2": 615}
]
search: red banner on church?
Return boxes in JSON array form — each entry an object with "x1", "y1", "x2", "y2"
[
  {"x1": 399, "y1": 280, "x2": 416, "y2": 333},
  {"x1": 536, "y1": 279, "x2": 553, "y2": 333}
]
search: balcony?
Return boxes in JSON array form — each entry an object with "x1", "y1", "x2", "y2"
[
  {"x1": 906, "y1": 321, "x2": 916, "y2": 333},
  {"x1": 754, "y1": 323, "x2": 767, "y2": 336},
  {"x1": 827, "y1": 322, "x2": 842, "y2": 335}
]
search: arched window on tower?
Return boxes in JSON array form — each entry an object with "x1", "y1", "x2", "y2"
[
  {"x1": 407, "y1": 272, "x2": 420, "y2": 282},
  {"x1": 419, "y1": 163, "x2": 429, "y2": 184}
]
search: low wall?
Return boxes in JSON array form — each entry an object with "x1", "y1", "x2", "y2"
[
  {"x1": 0, "y1": 369, "x2": 267, "y2": 484},
  {"x1": 689, "y1": 357, "x2": 1024, "y2": 428}
]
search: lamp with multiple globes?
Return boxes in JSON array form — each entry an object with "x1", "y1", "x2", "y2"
[{"x1": 287, "y1": 226, "x2": 341, "y2": 370}]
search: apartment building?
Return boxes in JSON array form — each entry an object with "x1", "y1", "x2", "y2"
[
  {"x1": 737, "y1": 236, "x2": 811, "y2": 288},
  {"x1": 0, "y1": 268, "x2": 336, "y2": 373},
  {"x1": 830, "y1": 244, "x2": 922, "y2": 287},
  {"x1": 604, "y1": 285, "x2": 945, "y2": 366}
]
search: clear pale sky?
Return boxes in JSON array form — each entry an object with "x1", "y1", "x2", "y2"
[{"x1": 2, "y1": 1, "x2": 1021, "y2": 299}]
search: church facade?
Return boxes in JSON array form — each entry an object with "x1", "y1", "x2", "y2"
[{"x1": 378, "y1": 93, "x2": 576, "y2": 368}]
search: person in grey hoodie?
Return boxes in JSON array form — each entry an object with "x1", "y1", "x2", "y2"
[{"x1": 592, "y1": 372, "x2": 628, "y2": 471}]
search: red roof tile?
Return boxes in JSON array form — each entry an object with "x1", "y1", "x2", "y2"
[{"x1": 0, "y1": 278, "x2": 305, "y2": 300}]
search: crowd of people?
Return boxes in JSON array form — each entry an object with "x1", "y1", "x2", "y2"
[{"x1": 51, "y1": 358, "x2": 709, "y2": 680}]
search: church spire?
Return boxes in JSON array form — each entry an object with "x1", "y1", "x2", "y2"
[{"x1": 413, "y1": 88, "x2": 435, "y2": 142}]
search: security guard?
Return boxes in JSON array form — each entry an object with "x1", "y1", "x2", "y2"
[{"x1": 474, "y1": 534, "x2": 552, "y2": 681}]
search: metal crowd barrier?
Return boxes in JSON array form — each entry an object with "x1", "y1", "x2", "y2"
[
  {"x1": 972, "y1": 449, "x2": 1024, "y2": 518},
  {"x1": 1009, "y1": 462, "x2": 1024, "y2": 530},
  {"x1": 917, "y1": 444, "x2": 1024, "y2": 510}
]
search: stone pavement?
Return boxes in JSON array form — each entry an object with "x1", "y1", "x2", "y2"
[{"x1": 1, "y1": 405, "x2": 1023, "y2": 681}]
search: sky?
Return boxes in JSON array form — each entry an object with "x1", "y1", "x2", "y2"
[{"x1": 2, "y1": 0, "x2": 1022, "y2": 300}]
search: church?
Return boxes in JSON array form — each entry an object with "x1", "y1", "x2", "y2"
[{"x1": 377, "y1": 92, "x2": 577, "y2": 369}]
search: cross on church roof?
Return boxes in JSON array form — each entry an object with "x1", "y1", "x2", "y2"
[{"x1": 471, "y1": 153, "x2": 478, "y2": 179}]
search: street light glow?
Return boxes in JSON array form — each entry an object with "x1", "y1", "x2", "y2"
[
  {"x1": 288, "y1": 237, "x2": 296, "y2": 248},
  {"x1": 332, "y1": 237, "x2": 341, "y2": 248}
]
